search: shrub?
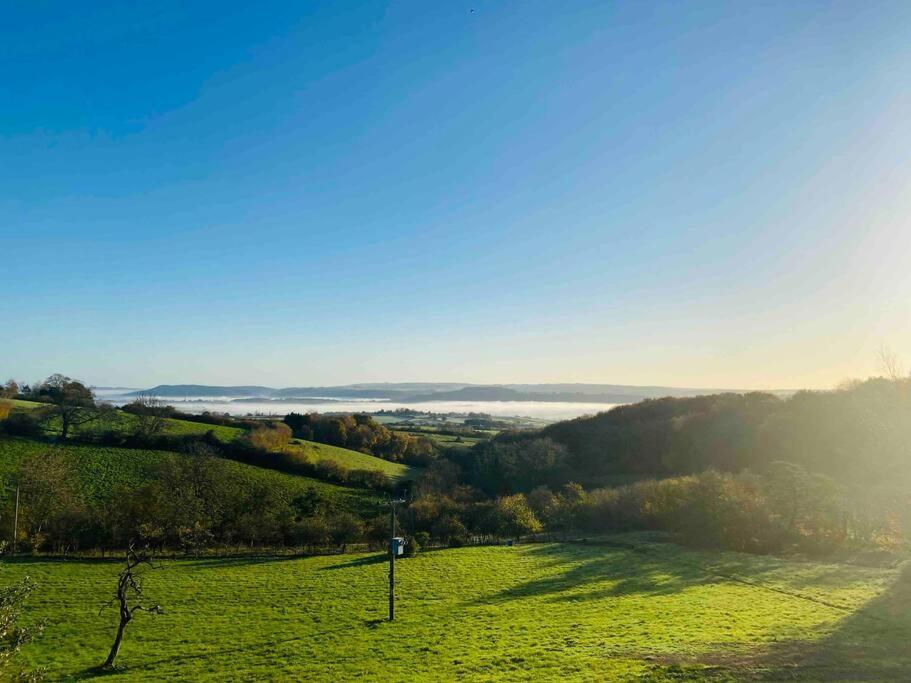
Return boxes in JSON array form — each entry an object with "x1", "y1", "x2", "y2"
[
  {"x1": 315, "y1": 459, "x2": 349, "y2": 484},
  {"x1": 247, "y1": 423, "x2": 292, "y2": 451},
  {"x1": 402, "y1": 533, "x2": 419, "y2": 557},
  {"x1": 347, "y1": 469, "x2": 392, "y2": 490},
  {"x1": 1, "y1": 412, "x2": 43, "y2": 437}
]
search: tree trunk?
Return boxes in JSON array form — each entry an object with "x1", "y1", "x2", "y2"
[
  {"x1": 103, "y1": 617, "x2": 128, "y2": 669},
  {"x1": 60, "y1": 415, "x2": 70, "y2": 440}
]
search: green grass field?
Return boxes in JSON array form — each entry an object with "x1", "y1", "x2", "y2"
[
  {"x1": 0, "y1": 437, "x2": 381, "y2": 514},
  {"x1": 392, "y1": 428, "x2": 493, "y2": 449},
  {"x1": 6, "y1": 403, "x2": 413, "y2": 479},
  {"x1": 287, "y1": 439, "x2": 418, "y2": 480},
  {"x1": 38, "y1": 410, "x2": 246, "y2": 443},
  {"x1": 5, "y1": 537, "x2": 909, "y2": 681}
]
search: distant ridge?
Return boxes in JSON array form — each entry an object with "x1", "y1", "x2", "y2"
[
  {"x1": 126, "y1": 382, "x2": 784, "y2": 403},
  {"x1": 125, "y1": 385, "x2": 275, "y2": 398}
]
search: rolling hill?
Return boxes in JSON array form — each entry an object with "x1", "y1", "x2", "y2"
[
  {"x1": 7, "y1": 401, "x2": 416, "y2": 482},
  {"x1": 0, "y1": 437, "x2": 381, "y2": 515}
]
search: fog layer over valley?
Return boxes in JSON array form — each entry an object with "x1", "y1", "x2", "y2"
[{"x1": 96, "y1": 389, "x2": 619, "y2": 421}]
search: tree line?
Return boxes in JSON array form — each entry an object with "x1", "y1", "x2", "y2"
[
  {"x1": 0, "y1": 444, "x2": 393, "y2": 555},
  {"x1": 404, "y1": 377, "x2": 911, "y2": 555}
]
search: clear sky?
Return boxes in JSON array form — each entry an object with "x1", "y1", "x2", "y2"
[{"x1": 3, "y1": 1, "x2": 911, "y2": 389}]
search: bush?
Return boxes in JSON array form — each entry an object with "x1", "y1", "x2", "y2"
[
  {"x1": 402, "y1": 533, "x2": 420, "y2": 557},
  {"x1": 247, "y1": 423, "x2": 292, "y2": 451},
  {"x1": 1, "y1": 412, "x2": 43, "y2": 437},
  {"x1": 315, "y1": 459, "x2": 349, "y2": 484}
]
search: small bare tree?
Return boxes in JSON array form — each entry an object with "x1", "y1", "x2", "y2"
[
  {"x1": 130, "y1": 395, "x2": 169, "y2": 439},
  {"x1": 100, "y1": 546, "x2": 162, "y2": 670},
  {"x1": 877, "y1": 343, "x2": 905, "y2": 381}
]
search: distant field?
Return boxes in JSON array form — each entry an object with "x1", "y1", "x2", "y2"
[
  {"x1": 0, "y1": 437, "x2": 381, "y2": 514},
  {"x1": 287, "y1": 439, "x2": 418, "y2": 480},
  {"x1": 392, "y1": 428, "x2": 493, "y2": 448},
  {"x1": 6, "y1": 537, "x2": 909, "y2": 680}
]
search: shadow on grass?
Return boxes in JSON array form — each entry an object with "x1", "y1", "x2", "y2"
[
  {"x1": 185, "y1": 554, "x2": 312, "y2": 569},
  {"x1": 749, "y1": 560, "x2": 911, "y2": 680},
  {"x1": 319, "y1": 553, "x2": 386, "y2": 571},
  {"x1": 67, "y1": 636, "x2": 311, "y2": 679},
  {"x1": 471, "y1": 542, "x2": 741, "y2": 606}
]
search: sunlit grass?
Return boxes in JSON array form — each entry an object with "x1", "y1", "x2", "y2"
[
  {"x1": 286, "y1": 439, "x2": 418, "y2": 480},
  {"x1": 6, "y1": 538, "x2": 909, "y2": 681},
  {"x1": 0, "y1": 437, "x2": 381, "y2": 514}
]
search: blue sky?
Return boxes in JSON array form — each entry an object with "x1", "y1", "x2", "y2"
[{"x1": 3, "y1": 1, "x2": 911, "y2": 389}]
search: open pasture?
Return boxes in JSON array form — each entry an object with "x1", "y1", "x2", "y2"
[{"x1": 6, "y1": 537, "x2": 909, "y2": 681}]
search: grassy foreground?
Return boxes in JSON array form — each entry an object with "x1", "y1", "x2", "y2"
[{"x1": 5, "y1": 537, "x2": 910, "y2": 681}]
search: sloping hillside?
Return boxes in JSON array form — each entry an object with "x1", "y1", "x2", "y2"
[
  {"x1": 287, "y1": 439, "x2": 418, "y2": 480},
  {"x1": 0, "y1": 437, "x2": 381, "y2": 515},
  {"x1": 536, "y1": 379, "x2": 911, "y2": 485},
  {"x1": 11, "y1": 401, "x2": 418, "y2": 481}
]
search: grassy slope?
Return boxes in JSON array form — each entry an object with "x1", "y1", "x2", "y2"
[
  {"x1": 11, "y1": 402, "x2": 414, "y2": 479},
  {"x1": 57, "y1": 411, "x2": 244, "y2": 443},
  {"x1": 0, "y1": 437, "x2": 381, "y2": 514},
  {"x1": 287, "y1": 439, "x2": 417, "y2": 480},
  {"x1": 6, "y1": 537, "x2": 909, "y2": 681},
  {"x1": 6, "y1": 399, "x2": 42, "y2": 411}
]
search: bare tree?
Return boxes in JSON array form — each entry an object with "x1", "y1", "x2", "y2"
[
  {"x1": 129, "y1": 394, "x2": 169, "y2": 438},
  {"x1": 100, "y1": 546, "x2": 162, "y2": 670},
  {"x1": 877, "y1": 343, "x2": 905, "y2": 381}
]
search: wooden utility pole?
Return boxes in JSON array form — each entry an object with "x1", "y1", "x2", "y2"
[
  {"x1": 388, "y1": 497, "x2": 406, "y2": 621},
  {"x1": 389, "y1": 501, "x2": 396, "y2": 621}
]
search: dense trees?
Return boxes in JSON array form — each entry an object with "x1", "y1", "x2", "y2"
[
  {"x1": 457, "y1": 379, "x2": 911, "y2": 492},
  {"x1": 0, "y1": 448, "x2": 386, "y2": 554},
  {"x1": 400, "y1": 377, "x2": 911, "y2": 555},
  {"x1": 283, "y1": 413, "x2": 435, "y2": 466}
]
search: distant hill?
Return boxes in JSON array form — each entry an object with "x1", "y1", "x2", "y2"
[
  {"x1": 125, "y1": 384, "x2": 276, "y2": 397},
  {"x1": 126, "y1": 382, "x2": 773, "y2": 403},
  {"x1": 400, "y1": 386, "x2": 644, "y2": 404}
]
